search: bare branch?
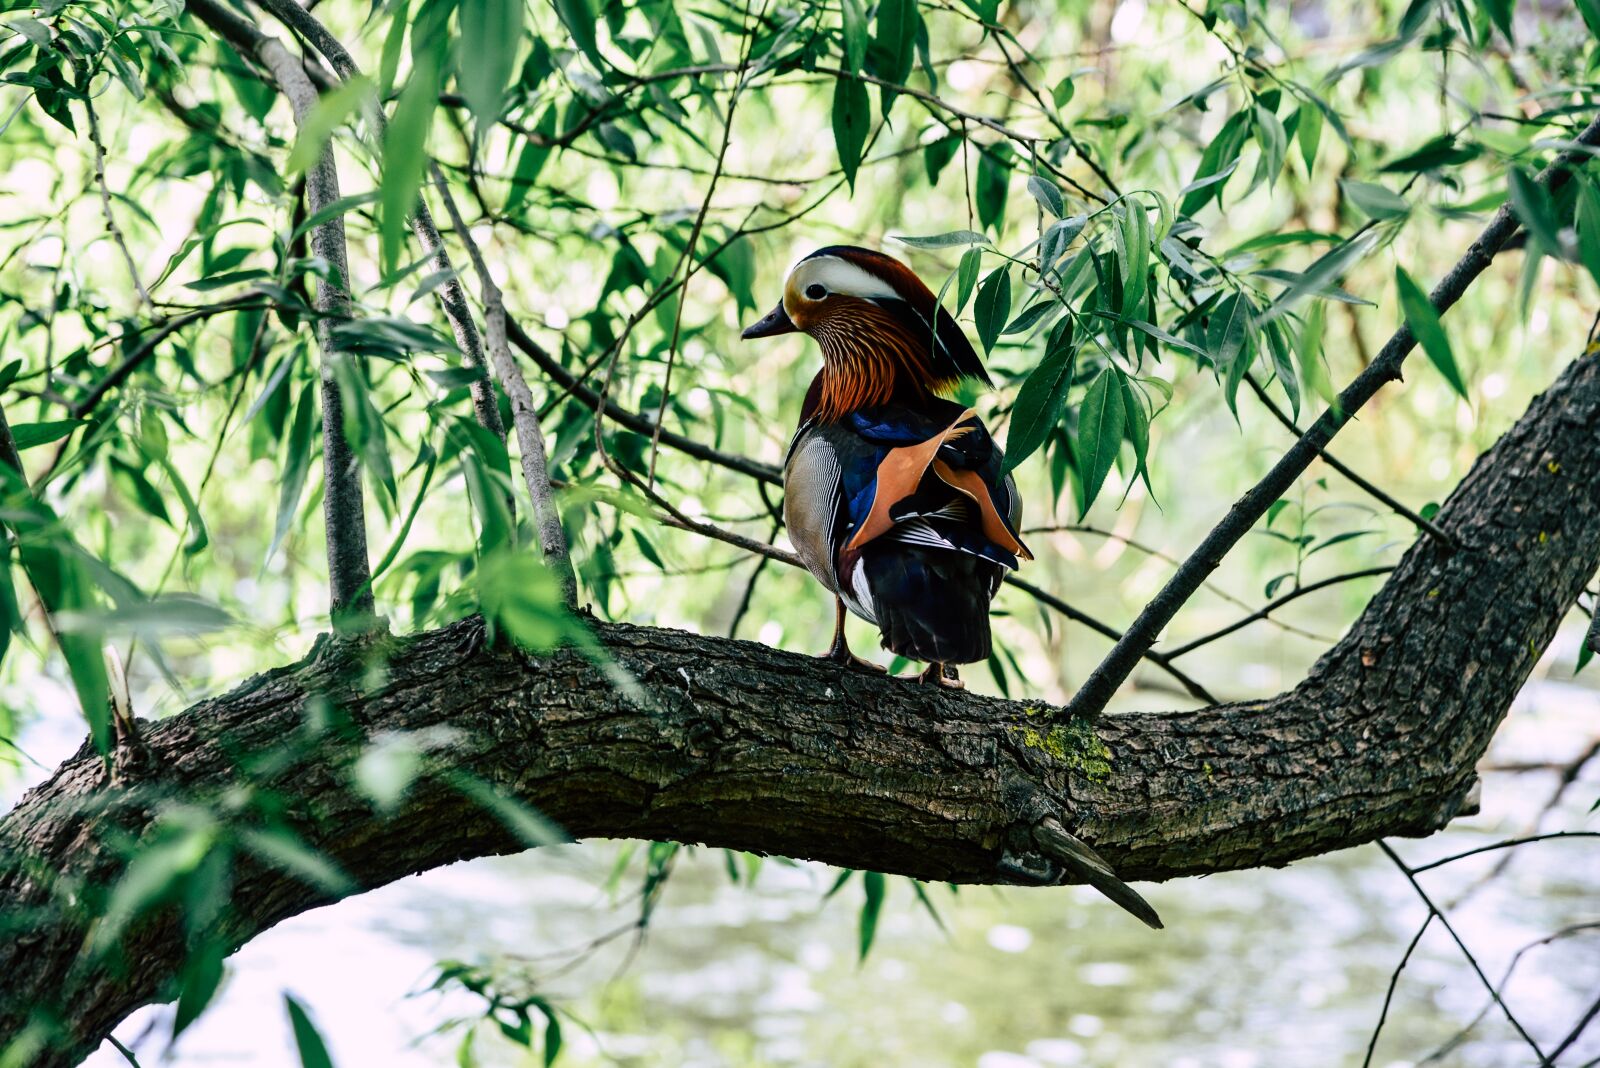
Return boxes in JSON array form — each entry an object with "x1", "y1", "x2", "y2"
[
  {"x1": 1378, "y1": 841, "x2": 1547, "y2": 1063},
  {"x1": 1361, "y1": 914, "x2": 1433, "y2": 1068},
  {"x1": 1005, "y1": 576, "x2": 1219, "y2": 703}
]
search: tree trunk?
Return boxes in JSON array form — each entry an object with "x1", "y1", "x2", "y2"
[{"x1": 2, "y1": 351, "x2": 1598, "y2": 1064}]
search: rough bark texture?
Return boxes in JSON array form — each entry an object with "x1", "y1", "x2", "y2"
[{"x1": 3, "y1": 352, "x2": 1599, "y2": 1064}]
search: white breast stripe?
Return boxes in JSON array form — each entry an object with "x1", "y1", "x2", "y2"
[{"x1": 844, "y1": 557, "x2": 878, "y2": 624}]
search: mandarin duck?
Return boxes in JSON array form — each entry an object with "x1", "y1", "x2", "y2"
[{"x1": 741, "y1": 246, "x2": 1032, "y2": 690}]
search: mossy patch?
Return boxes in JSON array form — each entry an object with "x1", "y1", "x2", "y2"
[{"x1": 1011, "y1": 715, "x2": 1112, "y2": 780}]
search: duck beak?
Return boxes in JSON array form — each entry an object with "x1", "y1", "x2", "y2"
[{"x1": 741, "y1": 301, "x2": 797, "y2": 340}]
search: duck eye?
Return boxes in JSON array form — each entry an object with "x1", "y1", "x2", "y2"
[{"x1": 805, "y1": 283, "x2": 827, "y2": 300}]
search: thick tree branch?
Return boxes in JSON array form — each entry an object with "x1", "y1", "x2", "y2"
[
  {"x1": 4, "y1": 345, "x2": 1599, "y2": 1066},
  {"x1": 1063, "y1": 111, "x2": 1600, "y2": 719}
]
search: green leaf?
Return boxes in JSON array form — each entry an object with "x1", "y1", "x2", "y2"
[
  {"x1": 840, "y1": 0, "x2": 867, "y2": 73},
  {"x1": 378, "y1": 0, "x2": 409, "y2": 97},
  {"x1": 1003, "y1": 298, "x2": 1057, "y2": 336},
  {"x1": 380, "y1": 56, "x2": 440, "y2": 272},
  {"x1": 1507, "y1": 167, "x2": 1561, "y2": 255},
  {"x1": 1578, "y1": 0, "x2": 1600, "y2": 37},
  {"x1": 154, "y1": 454, "x2": 210, "y2": 555},
  {"x1": 355, "y1": 733, "x2": 423, "y2": 812},
  {"x1": 974, "y1": 266, "x2": 1011, "y2": 354},
  {"x1": 1120, "y1": 374, "x2": 1152, "y2": 495},
  {"x1": 451, "y1": 773, "x2": 570, "y2": 847},
  {"x1": 831, "y1": 76, "x2": 871, "y2": 192},
  {"x1": 267, "y1": 381, "x2": 316, "y2": 568},
  {"x1": 505, "y1": 106, "x2": 558, "y2": 216},
  {"x1": 1075, "y1": 367, "x2": 1126, "y2": 517},
  {"x1": 1380, "y1": 133, "x2": 1480, "y2": 173},
  {"x1": 1256, "y1": 231, "x2": 1377, "y2": 327},
  {"x1": 1340, "y1": 179, "x2": 1410, "y2": 221},
  {"x1": 554, "y1": 0, "x2": 602, "y2": 71},
  {"x1": 456, "y1": 0, "x2": 524, "y2": 136},
  {"x1": 173, "y1": 942, "x2": 225, "y2": 1038},
  {"x1": 1478, "y1": 0, "x2": 1513, "y2": 40},
  {"x1": 1117, "y1": 203, "x2": 1148, "y2": 321},
  {"x1": 1207, "y1": 292, "x2": 1249, "y2": 376},
  {"x1": 286, "y1": 77, "x2": 372, "y2": 176},
  {"x1": 542, "y1": 1008, "x2": 563, "y2": 1067},
  {"x1": 869, "y1": 0, "x2": 916, "y2": 111},
  {"x1": 955, "y1": 246, "x2": 982, "y2": 313},
  {"x1": 478, "y1": 551, "x2": 569, "y2": 649},
  {"x1": 1396, "y1": 265, "x2": 1467, "y2": 399},
  {"x1": 892, "y1": 230, "x2": 988, "y2": 249},
  {"x1": 55, "y1": 596, "x2": 232, "y2": 637},
  {"x1": 1264, "y1": 319, "x2": 1301, "y2": 422},
  {"x1": 922, "y1": 134, "x2": 959, "y2": 185},
  {"x1": 285, "y1": 995, "x2": 337, "y2": 1068},
  {"x1": 1295, "y1": 102, "x2": 1322, "y2": 172},
  {"x1": 858, "y1": 870, "x2": 885, "y2": 961},
  {"x1": 1003, "y1": 318, "x2": 1075, "y2": 474},
  {"x1": 1295, "y1": 300, "x2": 1338, "y2": 414},
  {"x1": 1577, "y1": 181, "x2": 1600, "y2": 292},
  {"x1": 1180, "y1": 110, "x2": 1249, "y2": 216},
  {"x1": 976, "y1": 143, "x2": 1013, "y2": 232},
  {"x1": 1247, "y1": 103, "x2": 1287, "y2": 194},
  {"x1": 238, "y1": 827, "x2": 355, "y2": 896},
  {"x1": 1052, "y1": 77, "x2": 1075, "y2": 109},
  {"x1": 1026, "y1": 174, "x2": 1064, "y2": 218},
  {"x1": 9, "y1": 419, "x2": 82, "y2": 450}
]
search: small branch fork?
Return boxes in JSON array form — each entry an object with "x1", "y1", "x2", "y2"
[{"x1": 1376, "y1": 841, "x2": 1550, "y2": 1065}]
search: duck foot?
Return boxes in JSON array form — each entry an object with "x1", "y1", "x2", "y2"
[
  {"x1": 821, "y1": 597, "x2": 886, "y2": 673},
  {"x1": 917, "y1": 662, "x2": 965, "y2": 690},
  {"x1": 822, "y1": 643, "x2": 887, "y2": 673}
]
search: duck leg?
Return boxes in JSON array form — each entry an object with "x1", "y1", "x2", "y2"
[
  {"x1": 917, "y1": 661, "x2": 966, "y2": 690},
  {"x1": 823, "y1": 597, "x2": 886, "y2": 673}
]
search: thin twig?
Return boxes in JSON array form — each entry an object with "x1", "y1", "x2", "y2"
[
  {"x1": 1420, "y1": 923, "x2": 1600, "y2": 1065},
  {"x1": 727, "y1": 522, "x2": 781, "y2": 638},
  {"x1": 1378, "y1": 841, "x2": 1549, "y2": 1064},
  {"x1": 251, "y1": 0, "x2": 506, "y2": 445},
  {"x1": 1004, "y1": 576, "x2": 1219, "y2": 703},
  {"x1": 1246, "y1": 374, "x2": 1454, "y2": 547},
  {"x1": 1362, "y1": 913, "x2": 1433, "y2": 1068},
  {"x1": 1163, "y1": 566, "x2": 1393, "y2": 659},
  {"x1": 85, "y1": 97, "x2": 153, "y2": 310},
  {"x1": 431, "y1": 167, "x2": 576, "y2": 603},
  {"x1": 191, "y1": 0, "x2": 377, "y2": 629},
  {"x1": 1552, "y1": 991, "x2": 1600, "y2": 1063},
  {"x1": 1407, "y1": 830, "x2": 1600, "y2": 874},
  {"x1": 648, "y1": 0, "x2": 765, "y2": 489}
]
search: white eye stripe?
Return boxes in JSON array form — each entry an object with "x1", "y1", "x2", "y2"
[{"x1": 788, "y1": 255, "x2": 900, "y2": 301}]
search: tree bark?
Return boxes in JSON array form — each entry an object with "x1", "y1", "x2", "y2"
[{"x1": 3, "y1": 351, "x2": 1599, "y2": 1064}]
